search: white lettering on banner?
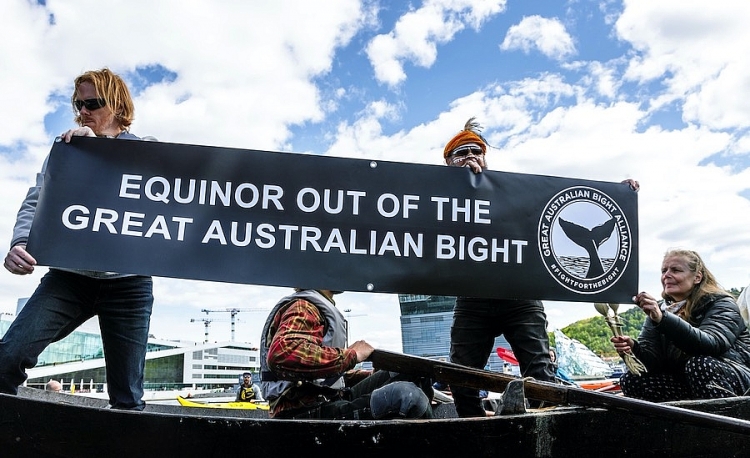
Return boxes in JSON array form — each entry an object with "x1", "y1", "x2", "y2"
[
  {"x1": 430, "y1": 197, "x2": 491, "y2": 224},
  {"x1": 435, "y1": 235, "x2": 528, "y2": 262},
  {"x1": 376, "y1": 194, "x2": 420, "y2": 218},
  {"x1": 540, "y1": 223, "x2": 551, "y2": 256},
  {"x1": 615, "y1": 214, "x2": 630, "y2": 261},
  {"x1": 60, "y1": 205, "x2": 529, "y2": 264},
  {"x1": 295, "y1": 188, "x2": 367, "y2": 214},
  {"x1": 200, "y1": 221, "x2": 424, "y2": 257},
  {"x1": 61, "y1": 205, "x2": 193, "y2": 241},
  {"x1": 118, "y1": 174, "x2": 285, "y2": 210}
]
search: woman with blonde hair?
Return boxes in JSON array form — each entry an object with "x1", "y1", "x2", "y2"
[{"x1": 612, "y1": 249, "x2": 750, "y2": 401}]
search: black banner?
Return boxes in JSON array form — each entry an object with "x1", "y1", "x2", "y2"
[{"x1": 27, "y1": 137, "x2": 638, "y2": 302}]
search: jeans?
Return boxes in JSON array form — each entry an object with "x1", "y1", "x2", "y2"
[
  {"x1": 281, "y1": 370, "x2": 433, "y2": 420},
  {"x1": 0, "y1": 269, "x2": 153, "y2": 410},
  {"x1": 449, "y1": 297, "x2": 554, "y2": 417}
]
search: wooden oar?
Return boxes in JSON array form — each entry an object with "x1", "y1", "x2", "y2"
[{"x1": 368, "y1": 349, "x2": 750, "y2": 435}]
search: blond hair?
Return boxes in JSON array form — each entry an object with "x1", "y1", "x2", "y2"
[
  {"x1": 71, "y1": 68, "x2": 134, "y2": 130},
  {"x1": 662, "y1": 249, "x2": 729, "y2": 319}
]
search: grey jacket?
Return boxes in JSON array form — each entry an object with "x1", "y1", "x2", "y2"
[{"x1": 11, "y1": 132, "x2": 148, "y2": 279}]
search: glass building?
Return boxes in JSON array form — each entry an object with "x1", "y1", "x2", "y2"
[
  {"x1": 0, "y1": 315, "x2": 261, "y2": 392},
  {"x1": 398, "y1": 294, "x2": 510, "y2": 372}
]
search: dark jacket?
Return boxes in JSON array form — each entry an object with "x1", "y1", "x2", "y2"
[{"x1": 633, "y1": 293, "x2": 750, "y2": 377}]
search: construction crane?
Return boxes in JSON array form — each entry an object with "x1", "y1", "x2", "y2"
[
  {"x1": 343, "y1": 309, "x2": 367, "y2": 347},
  {"x1": 189, "y1": 317, "x2": 233, "y2": 343},
  {"x1": 199, "y1": 308, "x2": 269, "y2": 342}
]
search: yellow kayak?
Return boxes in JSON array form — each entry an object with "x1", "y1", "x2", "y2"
[{"x1": 177, "y1": 396, "x2": 270, "y2": 410}]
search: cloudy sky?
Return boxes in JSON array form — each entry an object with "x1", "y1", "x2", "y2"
[{"x1": 1, "y1": 0, "x2": 749, "y2": 351}]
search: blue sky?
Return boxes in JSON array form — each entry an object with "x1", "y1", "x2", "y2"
[{"x1": 1, "y1": 0, "x2": 749, "y2": 350}]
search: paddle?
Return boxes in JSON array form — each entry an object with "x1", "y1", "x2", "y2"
[{"x1": 368, "y1": 348, "x2": 750, "y2": 435}]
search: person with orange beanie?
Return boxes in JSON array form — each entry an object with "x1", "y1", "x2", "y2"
[
  {"x1": 443, "y1": 118, "x2": 639, "y2": 417},
  {"x1": 443, "y1": 118, "x2": 556, "y2": 417}
]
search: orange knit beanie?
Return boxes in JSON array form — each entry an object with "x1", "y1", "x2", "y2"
[{"x1": 443, "y1": 117, "x2": 487, "y2": 158}]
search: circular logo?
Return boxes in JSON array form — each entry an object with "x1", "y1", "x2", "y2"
[{"x1": 537, "y1": 186, "x2": 631, "y2": 294}]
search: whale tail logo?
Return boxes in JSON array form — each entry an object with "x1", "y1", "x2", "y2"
[{"x1": 558, "y1": 217, "x2": 615, "y2": 278}]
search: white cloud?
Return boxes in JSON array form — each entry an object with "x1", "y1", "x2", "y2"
[
  {"x1": 616, "y1": 1, "x2": 750, "y2": 128},
  {"x1": 366, "y1": 0, "x2": 506, "y2": 86},
  {"x1": 500, "y1": 15, "x2": 576, "y2": 61},
  {"x1": 0, "y1": 0, "x2": 370, "y2": 151}
]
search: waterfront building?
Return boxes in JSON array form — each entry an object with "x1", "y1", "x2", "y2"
[
  {"x1": 398, "y1": 294, "x2": 511, "y2": 372},
  {"x1": 0, "y1": 313, "x2": 260, "y2": 392}
]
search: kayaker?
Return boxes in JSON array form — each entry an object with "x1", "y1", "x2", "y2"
[
  {"x1": 235, "y1": 372, "x2": 265, "y2": 402},
  {"x1": 612, "y1": 249, "x2": 750, "y2": 401},
  {"x1": 259, "y1": 288, "x2": 434, "y2": 419}
]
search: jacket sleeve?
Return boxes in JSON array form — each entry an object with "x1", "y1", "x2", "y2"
[
  {"x1": 10, "y1": 155, "x2": 49, "y2": 248},
  {"x1": 10, "y1": 133, "x2": 154, "y2": 249},
  {"x1": 656, "y1": 296, "x2": 742, "y2": 356},
  {"x1": 632, "y1": 318, "x2": 667, "y2": 372},
  {"x1": 253, "y1": 383, "x2": 265, "y2": 401}
]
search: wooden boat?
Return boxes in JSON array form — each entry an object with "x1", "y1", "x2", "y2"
[
  {"x1": 176, "y1": 395, "x2": 270, "y2": 410},
  {"x1": 3, "y1": 351, "x2": 750, "y2": 458}
]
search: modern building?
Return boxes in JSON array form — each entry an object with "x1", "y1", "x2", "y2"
[
  {"x1": 0, "y1": 314, "x2": 261, "y2": 393},
  {"x1": 398, "y1": 294, "x2": 511, "y2": 373}
]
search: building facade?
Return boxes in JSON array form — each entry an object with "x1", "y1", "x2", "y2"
[
  {"x1": 0, "y1": 315, "x2": 261, "y2": 392},
  {"x1": 398, "y1": 294, "x2": 511, "y2": 372}
]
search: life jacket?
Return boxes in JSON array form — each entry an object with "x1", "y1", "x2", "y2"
[
  {"x1": 259, "y1": 290, "x2": 348, "y2": 401},
  {"x1": 237, "y1": 385, "x2": 256, "y2": 401}
]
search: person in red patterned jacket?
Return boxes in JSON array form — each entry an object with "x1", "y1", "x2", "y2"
[{"x1": 259, "y1": 288, "x2": 433, "y2": 419}]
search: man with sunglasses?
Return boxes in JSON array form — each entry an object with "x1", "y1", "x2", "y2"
[
  {"x1": 235, "y1": 372, "x2": 265, "y2": 402},
  {"x1": 1, "y1": 68, "x2": 155, "y2": 410},
  {"x1": 442, "y1": 117, "x2": 556, "y2": 417},
  {"x1": 443, "y1": 118, "x2": 639, "y2": 417}
]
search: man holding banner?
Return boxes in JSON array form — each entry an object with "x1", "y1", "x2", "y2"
[
  {"x1": 0, "y1": 68, "x2": 155, "y2": 411},
  {"x1": 443, "y1": 118, "x2": 556, "y2": 417},
  {"x1": 444, "y1": 118, "x2": 639, "y2": 417}
]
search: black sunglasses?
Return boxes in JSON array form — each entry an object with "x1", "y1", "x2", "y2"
[
  {"x1": 73, "y1": 98, "x2": 106, "y2": 111},
  {"x1": 448, "y1": 146, "x2": 484, "y2": 159}
]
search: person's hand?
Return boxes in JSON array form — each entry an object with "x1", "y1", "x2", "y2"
[
  {"x1": 4, "y1": 244, "x2": 36, "y2": 275},
  {"x1": 610, "y1": 335, "x2": 635, "y2": 354},
  {"x1": 621, "y1": 179, "x2": 639, "y2": 192},
  {"x1": 633, "y1": 291, "x2": 663, "y2": 323},
  {"x1": 446, "y1": 152, "x2": 485, "y2": 174},
  {"x1": 463, "y1": 158, "x2": 484, "y2": 174},
  {"x1": 61, "y1": 126, "x2": 96, "y2": 143},
  {"x1": 348, "y1": 339, "x2": 374, "y2": 362}
]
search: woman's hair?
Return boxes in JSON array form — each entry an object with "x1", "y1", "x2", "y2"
[
  {"x1": 662, "y1": 249, "x2": 729, "y2": 318},
  {"x1": 71, "y1": 68, "x2": 134, "y2": 130}
]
